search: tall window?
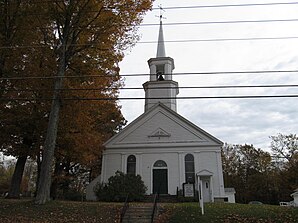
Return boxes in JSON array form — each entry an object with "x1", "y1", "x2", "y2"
[
  {"x1": 185, "y1": 154, "x2": 195, "y2": 183},
  {"x1": 127, "y1": 155, "x2": 136, "y2": 175}
]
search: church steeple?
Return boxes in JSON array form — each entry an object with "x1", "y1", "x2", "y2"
[
  {"x1": 156, "y1": 21, "x2": 166, "y2": 57},
  {"x1": 143, "y1": 19, "x2": 179, "y2": 112}
]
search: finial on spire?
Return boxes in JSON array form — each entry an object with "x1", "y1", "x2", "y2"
[
  {"x1": 157, "y1": 5, "x2": 166, "y2": 23},
  {"x1": 156, "y1": 5, "x2": 166, "y2": 57}
]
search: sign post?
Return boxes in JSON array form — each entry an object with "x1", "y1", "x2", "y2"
[{"x1": 199, "y1": 178, "x2": 204, "y2": 215}]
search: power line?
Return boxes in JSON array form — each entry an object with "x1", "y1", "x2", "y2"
[
  {"x1": 3, "y1": 18, "x2": 298, "y2": 31},
  {"x1": 5, "y1": 1, "x2": 298, "y2": 12},
  {"x1": 6, "y1": 1, "x2": 298, "y2": 8},
  {"x1": 1, "y1": 95, "x2": 298, "y2": 101},
  {"x1": 152, "y1": 2, "x2": 298, "y2": 10},
  {"x1": 1, "y1": 70, "x2": 298, "y2": 80},
  {"x1": 4, "y1": 84, "x2": 298, "y2": 92},
  {"x1": 1, "y1": 36, "x2": 298, "y2": 50},
  {"x1": 141, "y1": 18, "x2": 298, "y2": 26},
  {"x1": 138, "y1": 36, "x2": 298, "y2": 44}
]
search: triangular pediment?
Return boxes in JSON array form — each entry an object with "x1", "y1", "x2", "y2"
[
  {"x1": 104, "y1": 103, "x2": 222, "y2": 149},
  {"x1": 148, "y1": 128, "x2": 171, "y2": 138}
]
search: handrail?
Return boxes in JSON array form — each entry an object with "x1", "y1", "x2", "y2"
[
  {"x1": 151, "y1": 193, "x2": 159, "y2": 223},
  {"x1": 120, "y1": 194, "x2": 129, "y2": 223}
]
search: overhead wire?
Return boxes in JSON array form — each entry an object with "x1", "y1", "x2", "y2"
[
  {"x1": 151, "y1": 1, "x2": 298, "y2": 10},
  {"x1": 2, "y1": 35, "x2": 298, "y2": 49},
  {"x1": 5, "y1": 1, "x2": 298, "y2": 10},
  {"x1": 1, "y1": 2, "x2": 297, "y2": 101},
  {"x1": 1, "y1": 70, "x2": 298, "y2": 80},
  {"x1": 3, "y1": 84, "x2": 298, "y2": 92},
  {"x1": 138, "y1": 36, "x2": 298, "y2": 44},
  {"x1": 1, "y1": 95, "x2": 298, "y2": 101},
  {"x1": 140, "y1": 18, "x2": 298, "y2": 26}
]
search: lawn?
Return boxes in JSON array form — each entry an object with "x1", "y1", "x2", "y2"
[
  {"x1": 0, "y1": 198, "x2": 122, "y2": 223},
  {"x1": 160, "y1": 202, "x2": 298, "y2": 223},
  {"x1": 0, "y1": 199, "x2": 297, "y2": 223}
]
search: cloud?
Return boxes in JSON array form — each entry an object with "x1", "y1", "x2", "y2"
[{"x1": 119, "y1": 0, "x2": 298, "y2": 151}]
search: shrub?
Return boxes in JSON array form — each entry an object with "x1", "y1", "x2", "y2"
[
  {"x1": 63, "y1": 189, "x2": 85, "y2": 201},
  {"x1": 94, "y1": 171, "x2": 147, "y2": 202}
]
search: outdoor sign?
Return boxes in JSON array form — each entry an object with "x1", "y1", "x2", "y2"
[{"x1": 183, "y1": 183, "x2": 195, "y2": 197}]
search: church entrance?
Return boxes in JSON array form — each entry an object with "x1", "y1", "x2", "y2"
[
  {"x1": 152, "y1": 160, "x2": 168, "y2": 194},
  {"x1": 202, "y1": 177, "x2": 211, "y2": 202}
]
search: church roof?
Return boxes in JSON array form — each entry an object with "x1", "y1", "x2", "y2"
[
  {"x1": 156, "y1": 21, "x2": 166, "y2": 57},
  {"x1": 104, "y1": 103, "x2": 223, "y2": 149}
]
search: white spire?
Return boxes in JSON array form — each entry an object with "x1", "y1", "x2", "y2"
[{"x1": 156, "y1": 21, "x2": 166, "y2": 57}]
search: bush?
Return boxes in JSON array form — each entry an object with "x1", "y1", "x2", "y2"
[
  {"x1": 94, "y1": 171, "x2": 147, "y2": 202},
  {"x1": 63, "y1": 189, "x2": 85, "y2": 201}
]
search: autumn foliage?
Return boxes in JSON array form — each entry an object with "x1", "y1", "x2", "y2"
[{"x1": 0, "y1": 0, "x2": 153, "y2": 202}]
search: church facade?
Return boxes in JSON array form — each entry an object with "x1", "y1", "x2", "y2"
[{"x1": 86, "y1": 21, "x2": 230, "y2": 202}]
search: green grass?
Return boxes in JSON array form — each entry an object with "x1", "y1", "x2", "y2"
[
  {"x1": 0, "y1": 198, "x2": 122, "y2": 223},
  {"x1": 161, "y1": 202, "x2": 298, "y2": 223},
  {"x1": 1, "y1": 199, "x2": 297, "y2": 223}
]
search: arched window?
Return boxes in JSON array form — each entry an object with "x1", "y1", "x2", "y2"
[
  {"x1": 153, "y1": 160, "x2": 167, "y2": 168},
  {"x1": 185, "y1": 154, "x2": 195, "y2": 183},
  {"x1": 127, "y1": 155, "x2": 136, "y2": 175}
]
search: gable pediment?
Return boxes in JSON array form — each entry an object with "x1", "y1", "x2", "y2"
[
  {"x1": 104, "y1": 103, "x2": 222, "y2": 148},
  {"x1": 148, "y1": 128, "x2": 171, "y2": 138}
]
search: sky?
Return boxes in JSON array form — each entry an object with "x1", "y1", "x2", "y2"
[{"x1": 118, "y1": 0, "x2": 298, "y2": 151}]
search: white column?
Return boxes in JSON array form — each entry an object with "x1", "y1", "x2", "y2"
[
  {"x1": 121, "y1": 153, "x2": 126, "y2": 173},
  {"x1": 178, "y1": 152, "x2": 184, "y2": 189},
  {"x1": 199, "y1": 176, "x2": 204, "y2": 215},
  {"x1": 136, "y1": 153, "x2": 143, "y2": 176},
  {"x1": 101, "y1": 153, "x2": 106, "y2": 182},
  {"x1": 210, "y1": 176, "x2": 214, "y2": 202},
  {"x1": 216, "y1": 151, "x2": 225, "y2": 196},
  {"x1": 150, "y1": 65, "x2": 156, "y2": 81}
]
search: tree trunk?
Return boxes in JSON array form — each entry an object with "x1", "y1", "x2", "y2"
[
  {"x1": 35, "y1": 46, "x2": 66, "y2": 205},
  {"x1": 34, "y1": 153, "x2": 42, "y2": 197},
  {"x1": 6, "y1": 154, "x2": 27, "y2": 199},
  {"x1": 50, "y1": 159, "x2": 63, "y2": 200},
  {"x1": 34, "y1": 91, "x2": 62, "y2": 204}
]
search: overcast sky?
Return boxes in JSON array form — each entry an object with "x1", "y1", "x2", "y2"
[{"x1": 118, "y1": 0, "x2": 298, "y2": 151}]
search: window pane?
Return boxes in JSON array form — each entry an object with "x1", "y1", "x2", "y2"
[
  {"x1": 127, "y1": 163, "x2": 136, "y2": 175},
  {"x1": 153, "y1": 160, "x2": 167, "y2": 167},
  {"x1": 185, "y1": 173, "x2": 195, "y2": 183},
  {"x1": 185, "y1": 154, "x2": 194, "y2": 161},
  {"x1": 185, "y1": 154, "x2": 195, "y2": 183},
  {"x1": 127, "y1": 155, "x2": 136, "y2": 162},
  {"x1": 127, "y1": 155, "x2": 136, "y2": 175},
  {"x1": 185, "y1": 162, "x2": 195, "y2": 172}
]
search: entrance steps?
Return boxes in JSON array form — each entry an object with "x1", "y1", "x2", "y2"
[{"x1": 122, "y1": 204, "x2": 154, "y2": 223}]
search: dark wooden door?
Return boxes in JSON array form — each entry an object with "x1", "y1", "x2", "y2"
[{"x1": 153, "y1": 169, "x2": 168, "y2": 194}]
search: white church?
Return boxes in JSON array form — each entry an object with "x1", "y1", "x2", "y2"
[{"x1": 86, "y1": 21, "x2": 234, "y2": 203}]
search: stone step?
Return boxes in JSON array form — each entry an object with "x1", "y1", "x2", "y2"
[
  {"x1": 122, "y1": 218, "x2": 151, "y2": 223},
  {"x1": 122, "y1": 205, "x2": 155, "y2": 223}
]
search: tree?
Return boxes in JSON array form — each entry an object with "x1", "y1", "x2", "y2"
[
  {"x1": 0, "y1": 158, "x2": 15, "y2": 195},
  {"x1": 50, "y1": 82, "x2": 126, "y2": 199},
  {"x1": 270, "y1": 133, "x2": 298, "y2": 162},
  {"x1": 34, "y1": 0, "x2": 152, "y2": 204},
  {"x1": 222, "y1": 144, "x2": 275, "y2": 203},
  {"x1": 270, "y1": 133, "x2": 298, "y2": 199},
  {"x1": 0, "y1": 0, "x2": 54, "y2": 198}
]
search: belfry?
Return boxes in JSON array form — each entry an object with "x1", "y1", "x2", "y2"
[{"x1": 143, "y1": 21, "x2": 179, "y2": 112}]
